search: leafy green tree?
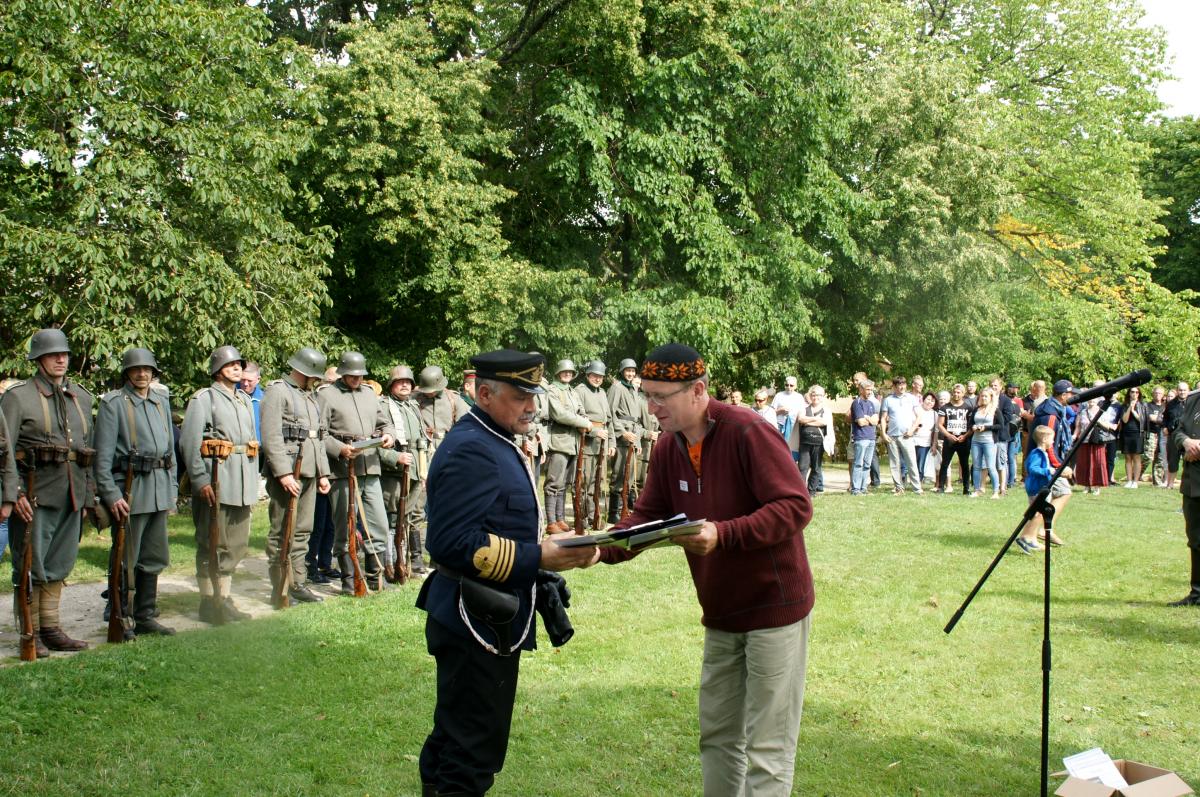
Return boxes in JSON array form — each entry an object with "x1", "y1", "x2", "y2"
[
  {"x1": 0, "y1": 0, "x2": 332, "y2": 391},
  {"x1": 1141, "y1": 116, "x2": 1200, "y2": 298}
]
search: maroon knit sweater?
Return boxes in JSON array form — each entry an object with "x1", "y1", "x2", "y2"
[{"x1": 600, "y1": 398, "x2": 814, "y2": 632}]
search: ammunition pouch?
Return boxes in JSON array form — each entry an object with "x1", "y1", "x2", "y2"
[
  {"x1": 199, "y1": 439, "x2": 234, "y2": 460},
  {"x1": 17, "y1": 445, "x2": 93, "y2": 468},
  {"x1": 245, "y1": 441, "x2": 260, "y2": 459},
  {"x1": 535, "y1": 570, "x2": 574, "y2": 647},
  {"x1": 282, "y1": 424, "x2": 323, "y2": 443},
  {"x1": 117, "y1": 452, "x2": 173, "y2": 474}
]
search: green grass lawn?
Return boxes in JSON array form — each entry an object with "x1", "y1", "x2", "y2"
[{"x1": 0, "y1": 485, "x2": 1196, "y2": 796}]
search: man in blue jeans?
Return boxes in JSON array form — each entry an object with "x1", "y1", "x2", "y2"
[
  {"x1": 1004, "y1": 382, "x2": 1024, "y2": 488},
  {"x1": 850, "y1": 380, "x2": 879, "y2": 495}
]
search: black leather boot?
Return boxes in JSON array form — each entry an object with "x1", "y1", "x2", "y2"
[
  {"x1": 1168, "y1": 548, "x2": 1200, "y2": 606},
  {"x1": 338, "y1": 553, "x2": 357, "y2": 596},
  {"x1": 134, "y1": 570, "x2": 176, "y2": 635}
]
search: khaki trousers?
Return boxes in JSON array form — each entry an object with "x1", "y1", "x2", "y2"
[{"x1": 699, "y1": 615, "x2": 811, "y2": 797}]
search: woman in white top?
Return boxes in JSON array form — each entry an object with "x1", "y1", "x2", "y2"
[{"x1": 913, "y1": 392, "x2": 937, "y2": 483}]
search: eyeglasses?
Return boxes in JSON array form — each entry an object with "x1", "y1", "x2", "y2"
[
  {"x1": 645, "y1": 385, "x2": 692, "y2": 405},
  {"x1": 754, "y1": 397, "x2": 767, "y2": 403}
]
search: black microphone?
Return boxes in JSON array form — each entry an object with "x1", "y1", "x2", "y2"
[{"x1": 1065, "y1": 369, "x2": 1152, "y2": 405}]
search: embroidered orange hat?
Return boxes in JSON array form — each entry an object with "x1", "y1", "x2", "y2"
[{"x1": 640, "y1": 343, "x2": 707, "y2": 382}]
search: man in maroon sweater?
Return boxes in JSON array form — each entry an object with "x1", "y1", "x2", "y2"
[{"x1": 593, "y1": 343, "x2": 815, "y2": 797}]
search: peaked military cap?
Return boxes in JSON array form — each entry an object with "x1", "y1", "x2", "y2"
[
  {"x1": 640, "y1": 343, "x2": 707, "y2": 382},
  {"x1": 471, "y1": 349, "x2": 545, "y2": 395}
]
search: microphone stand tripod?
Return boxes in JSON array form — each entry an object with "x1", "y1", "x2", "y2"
[{"x1": 944, "y1": 393, "x2": 1114, "y2": 796}]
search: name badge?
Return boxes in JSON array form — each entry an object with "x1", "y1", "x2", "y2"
[{"x1": 679, "y1": 480, "x2": 689, "y2": 492}]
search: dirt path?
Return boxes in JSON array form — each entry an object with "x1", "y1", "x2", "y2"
[{"x1": 0, "y1": 550, "x2": 353, "y2": 663}]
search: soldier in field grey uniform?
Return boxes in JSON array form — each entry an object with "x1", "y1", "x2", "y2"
[
  {"x1": 415, "y1": 365, "x2": 470, "y2": 458},
  {"x1": 606, "y1": 358, "x2": 644, "y2": 522},
  {"x1": 634, "y1": 375, "x2": 659, "y2": 499},
  {"x1": 180, "y1": 345, "x2": 259, "y2": 625},
  {"x1": 574, "y1": 360, "x2": 615, "y2": 528},
  {"x1": 3, "y1": 329, "x2": 95, "y2": 656},
  {"x1": 543, "y1": 359, "x2": 595, "y2": 532},
  {"x1": 94, "y1": 348, "x2": 179, "y2": 636},
  {"x1": 379, "y1": 365, "x2": 430, "y2": 578},
  {"x1": 318, "y1": 352, "x2": 396, "y2": 594},
  {"x1": 261, "y1": 348, "x2": 332, "y2": 606}
]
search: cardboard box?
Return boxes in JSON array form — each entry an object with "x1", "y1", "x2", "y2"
[{"x1": 1054, "y1": 760, "x2": 1194, "y2": 797}]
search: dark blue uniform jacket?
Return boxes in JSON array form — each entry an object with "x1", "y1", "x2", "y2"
[{"x1": 418, "y1": 406, "x2": 542, "y2": 652}]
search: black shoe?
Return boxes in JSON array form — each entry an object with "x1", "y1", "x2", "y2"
[
  {"x1": 320, "y1": 566, "x2": 343, "y2": 580},
  {"x1": 310, "y1": 570, "x2": 332, "y2": 585},
  {"x1": 1168, "y1": 592, "x2": 1200, "y2": 607},
  {"x1": 134, "y1": 618, "x2": 176, "y2": 636},
  {"x1": 222, "y1": 597, "x2": 251, "y2": 621},
  {"x1": 289, "y1": 585, "x2": 324, "y2": 604}
]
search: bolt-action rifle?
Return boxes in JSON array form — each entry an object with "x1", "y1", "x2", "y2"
[
  {"x1": 17, "y1": 470, "x2": 37, "y2": 662},
  {"x1": 573, "y1": 429, "x2": 586, "y2": 535},
  {"x1": 107, "y1": 463, "x2": 135, "y2": 643},
  {"x1": 394, "y1": 451, "x2": 410, "y2": 586},
  {"x1": 271, "y1": 446, "x2": 304, "y2": 610},
  {"x1": 346, "y1": 469, "x2": 368, "y2": 597}
]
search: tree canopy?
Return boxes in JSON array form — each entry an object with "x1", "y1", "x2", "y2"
[{"x1": 2, "y1": 0, "x2": 1195, "y2": 392}]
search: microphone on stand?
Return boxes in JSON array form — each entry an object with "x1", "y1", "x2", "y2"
[{"x1": 1065, "y1": 369, "x2": 1152, "y2": 406}]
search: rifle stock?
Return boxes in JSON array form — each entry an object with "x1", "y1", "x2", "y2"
[
  {"x1": 394, "y1": 457, "x2": 410, "y2": 585},
  {"x1": 591, "y1": 443, "x2": 604, "y2": 530},
  {"x1": 107, "y1": 465, "x2": 135, "y2": 643},
  {"x1": 17, "y1": 470, "x2": 36, "y2": 662},
  {"x1": 573, "y1": 429, "x2": 586, "y2": 535},
  {"x1": 347, "y1": 469, "x2": 367, "y2": 597},
  {"x1": 271, "y1": 447, "x2": 304, "y2": 609}
]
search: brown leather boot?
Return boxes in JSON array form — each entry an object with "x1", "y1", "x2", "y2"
[{"x1": 40, "y1": 627, "x2": 89, "y2": 652}]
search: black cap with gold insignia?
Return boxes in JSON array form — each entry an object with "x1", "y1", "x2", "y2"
[{"x1": 470, "y1": 349, "x2": 546, "y2": 394}]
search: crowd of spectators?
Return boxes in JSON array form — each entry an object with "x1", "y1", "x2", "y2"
[{"x1": 727, "y1": 373, "x2": 1195, "y2": 505}]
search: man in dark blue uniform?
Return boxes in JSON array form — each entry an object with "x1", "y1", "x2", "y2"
[{"x1": 417, "y1": 349, "x2": 598, "y2": 797}]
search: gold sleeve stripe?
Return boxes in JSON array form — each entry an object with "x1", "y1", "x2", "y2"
[
  {"x1": 472, "y1": 534, "x2": 517, "y2": 582},
  {"x1": 497, "y1": 536, "x2": 515, "y2": 582}
]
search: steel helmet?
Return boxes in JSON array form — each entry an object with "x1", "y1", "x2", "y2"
[
  {"x1": 387, "y1": 365, "x2": 416, "y2": 388},
  {"x1": 287, "y1": 347, "x2": 327, "y2": 379},
  {"x1": 618, "y1": 358, "x2": 637, "y2": 371},
  {"x1": 208, "y1": 345, "x2": 246, "y2": 376},
  {"x1": 585, "y1": 360, "x2": 606, "y2": 376},
  {"x1": 27, "y1": 328, "x2": 71, "y2": 361},
  {"x1": 418, "y1": 365, "x2": 448, "y2": 394},
  {"x1": 337, "y1": 351, "x2": 368, "y2": 377},
  {"x1": 120, "y1": 348, "x2": 160, "y2": 375},
  {"x1": 555, "y1": 359, "x2": 576, "y2": 376}
]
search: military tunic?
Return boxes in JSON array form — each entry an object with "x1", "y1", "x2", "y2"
[
  {"x1": 261, "y1": 374, "x2": 331, "y2": 587},
  {"x1": 543, "y1": 381, "x2": 593, "y2": 525},
  {"x1": 574, "y1": 381, "x2": 615, "y2": 526},
  {"x1": 318, "y1": 380, "x2": 396, "y2": 564},
  {"x1": 1, "y1": 374, "x2": 95, "y2": 584},
  {"x1": 416, "y1": 406, "x2": 543, "y2": 794},
  {"x1": 607, "y1": 379, "x2": 644, "y2": 521},
  {"x1": 637, "y1": 390, "x2": 659, "y2": 492},
  {"x1": 179, "y1": 383, "x2": 258, "y2": 590},
  {"x1": 0, "y1": 406, "x2": 18, "y2": 506},
  {"x1": 416, "y1": 388, "x2": 469, "y2": 457},
  {"x1": 94, "y1": 385, "x2": 177, "y2": 577},
  {"x1": 379, "y1": 394, "x2": 429, "y2": 569}
]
